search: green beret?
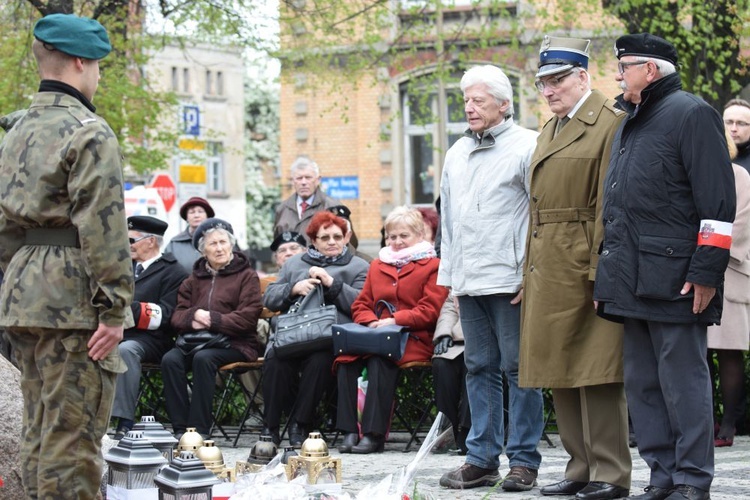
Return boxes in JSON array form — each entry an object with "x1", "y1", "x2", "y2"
[{"x1": 34, "y1": 14, "x2": 111, "y2": 60}]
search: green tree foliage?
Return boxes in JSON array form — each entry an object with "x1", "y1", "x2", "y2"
[
  {"x1": 244, "y1": 56, "x2": 280, "y2": 251},
  {"x1": 601, "y1": 0, "x2": 750, "y2": 107}
]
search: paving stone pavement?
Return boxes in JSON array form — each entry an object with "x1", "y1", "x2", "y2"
[{"x1": 210, "y1": 429, "x2": 750, "y2": 499}]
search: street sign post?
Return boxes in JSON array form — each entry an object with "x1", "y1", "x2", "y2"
[{"x1": 150, "y1": 174, "x2": 177, "y2": 212}]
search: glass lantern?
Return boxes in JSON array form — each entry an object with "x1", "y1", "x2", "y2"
[
  {"x1": 154, "y1": 450, "x2": 220, "y2": 500},
  {"x1": 104, "y1": 430, "x2": 167, "y2": 492},
  {"x1": 133, "y1": 415, "x2": 179, "y2": 463}
]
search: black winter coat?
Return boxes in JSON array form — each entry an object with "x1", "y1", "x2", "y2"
[
  {"x1": 594, "y1": 73, "x2": 736, "y2": 324},
  {"x1": 126, "y1": 252, "x2": 188, "y2": 349}
]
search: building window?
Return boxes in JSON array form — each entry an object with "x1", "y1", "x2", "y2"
[
  {"x1": 171, "y1": 67, "x2": 178, "y2": 91},
  {"x1": 206, "y1": 141, "x2": 224, "y2": 193},
  {"x1": 216, "y1": 71, "x2": 224, "y2": 96},
  {"x1": 182, "y1": 68, "x2": 190, "y2": 93},
  {"x1": 400, "y1": 69, "x2": 520, "y2": 205},
  {"x1": 205, "y1": 70, "x2": 213, "y2": 95}
]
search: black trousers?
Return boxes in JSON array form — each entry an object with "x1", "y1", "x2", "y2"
[
  {"x1": 336, "y1": 356, "x2": 399, "y2": 435},
  {"x1": 262, "y1": 349, "x2": 335, "y2": 429},
  {"x1": 432, "y1": 354, "x2": 471, "y2": 432},
  {"x1": 161, "y1": 346, "x2": 245, "y2": 435}
]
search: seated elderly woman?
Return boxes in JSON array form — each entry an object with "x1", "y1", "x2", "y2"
[
  {"x1": 162, "y1": 218, "x2": 262, "y2": 440},
  {"x1": 335, "y1": 206, "x2": 448, "y2": 454},
  {"x1": 262, "y1": 211, "x2": 369, "y2": 447}
]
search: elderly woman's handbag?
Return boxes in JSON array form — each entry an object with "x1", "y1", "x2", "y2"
[
  {"x1": 332, "y1": 300, "x2": 410, "y2": 361},
  {"x1": 273, "y1": 284, "x2": 338, "y2": 359},
  {"x1": 175, "y1": 330, "x2": 231, "y2": 356}
]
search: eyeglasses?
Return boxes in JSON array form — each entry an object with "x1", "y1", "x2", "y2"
[
  {"x1": 129, "y1": 235, "x2": 153, "y2": 244},
  {"x1": 316, "y1": 234, "x2": 344, "y2": 242},
  {"x1": 617, "y1": 61, "x2": 648, "y2": 74},
  {"x1": 534, "y1": 71, "x2": 574, "y2": 92},
  {"x1": 724, "y1": 119, "x2": 750, "y2": 128}
]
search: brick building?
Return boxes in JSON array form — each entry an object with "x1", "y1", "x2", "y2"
[{"x1": 278, "y1": 2, "x2": 634, "y2": 255}]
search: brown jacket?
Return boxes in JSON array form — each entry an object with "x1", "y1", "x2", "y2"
[
  {"x1": 171, "y1": 251, "x2": 262, "y2": 361},
  {"x1": 520, "y1": 90, "x2": 625, "y2": 388}
]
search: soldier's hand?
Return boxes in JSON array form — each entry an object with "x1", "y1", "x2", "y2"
[{"x1": 88, "y1": 323, "x2": 124, "y2": 361}]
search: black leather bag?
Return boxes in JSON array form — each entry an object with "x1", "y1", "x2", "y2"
[
  {"x1": 175, "y1": 330, "x2": 231, "y2": 356},
  {"x1": 332, "y1": 300, "x2": 410, "y2": 361},
  {"x1": 273, "y1": 284, "x2": 338, "y2": 359}
]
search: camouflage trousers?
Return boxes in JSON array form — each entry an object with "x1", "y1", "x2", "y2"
[{"x1": 6, "y1": 327, "x2": 123, "y2": 500}]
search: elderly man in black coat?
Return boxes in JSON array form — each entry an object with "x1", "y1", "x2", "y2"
[{"x1": 112, "y1": 216, "x2": 189, "y2": 439}]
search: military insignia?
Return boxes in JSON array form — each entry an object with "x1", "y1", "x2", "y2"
[{"x1": 700, "y1": 222, "x2": 714, "y2": 240}]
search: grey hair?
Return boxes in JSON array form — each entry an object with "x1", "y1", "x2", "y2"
[
  {"x1": 290, "y1": 156, "x2": 320, "y2": 177},
  {"x1": 631, "y1": 56, "x2": 677, "y2": 77},
  {"x1": 460, "y1": 65, "x2": 514, "y2": 118},
  {"x1": 153, "y1": 235, "x2": 164, "y2": 247},
  {"x1": 197, "y1": 227, "x2": 237, "y2": 254}
]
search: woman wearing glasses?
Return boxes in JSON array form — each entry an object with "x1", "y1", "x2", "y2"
[{"x1": 261, "y1": 210, "x2": 369, "y2": 447}]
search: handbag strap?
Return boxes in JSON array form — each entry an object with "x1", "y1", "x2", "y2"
[
  {"x1": 289, "y1": 283, "x2": 326, "y2": 314},
  {"x1": 375, "y1": 300, "x2": 397, "y2": 318}
]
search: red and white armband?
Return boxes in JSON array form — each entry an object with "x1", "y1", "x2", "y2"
[
  {"x1": 698, "y1": 220, "x2": 733, "y2": 250},
  {"x1": 136, "y1": 302, "x2": 163, "y2": 330}
]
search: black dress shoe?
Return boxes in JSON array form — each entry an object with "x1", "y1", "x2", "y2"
[
  {"x1": 627, "y1": 485, "x2": 672, "y2": 500},
  {"x1": 289, "y1": 422, "x2": 305, "y2": 448},
  {"x1": 351, "y1": 433, "x2": 384, "y2": 454},
  {"x1": 541, "y1": 479, "x2": 588, "y2": 496},
  {"x1": 576, "y1": 481, "x2": 629, "y2": 500},
  {"x1": 665, "y1": 485, "x2": 710, "y2": 500},
  {"x1": 338, "y1": 432, "x2": 359, "y2": 453}
]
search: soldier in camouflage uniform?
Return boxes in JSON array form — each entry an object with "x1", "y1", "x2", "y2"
[{"x1": 0, "y1": 14, "x2": 134, "y2": 500}]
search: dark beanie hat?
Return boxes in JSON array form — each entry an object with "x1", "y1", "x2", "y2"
[
  {"x1": 614, "y1": 33, "x2": 678, "y2": 66},
  {"x1": 192, "y1": 218, "x2": 234, "y2": 250}
]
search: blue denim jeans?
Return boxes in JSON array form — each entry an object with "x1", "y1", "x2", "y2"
[{"x1": 458, "y1": 294, "x2": 544, "y2": 470}]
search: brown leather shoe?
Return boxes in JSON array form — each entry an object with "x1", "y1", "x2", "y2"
[
  {"x1": 501, "y1": 466, "x2": 538, "y2": 491},
  {"x1": 439, "y1": 463, "x2": 501, "y2": 489}
]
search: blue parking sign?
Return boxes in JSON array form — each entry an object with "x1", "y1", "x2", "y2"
[{"x1": 183, "y1": 105, "x2": 200, "y2": 136}]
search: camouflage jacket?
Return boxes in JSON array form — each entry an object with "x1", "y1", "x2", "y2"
[{"x1": 0, "y1": 92, "x2": 134, "y2": 329}]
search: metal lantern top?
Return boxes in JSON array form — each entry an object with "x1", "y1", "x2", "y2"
[
  {"x1": 133, "y1": 416, "x2": 179, "y2": 461},
  {"x1": 154, "y1": 451, "x2": 220, "y2": 494},
  {"x1": 177, "y1": 428, "x2": 204, "y2": 452},
  {"x1": 104, "y1": 431, "x2": 168, "y2": 489}
]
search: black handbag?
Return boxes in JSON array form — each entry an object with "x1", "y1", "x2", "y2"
[
  {"x1": 175, "y1": 330, "x2": 231, "y2": 356},
  {"x1": 273, "y1": 284, "x2": 338, "y2": 359},
  {"x1": 332, "y1": 300, "x2": 410, "y2": 361}
]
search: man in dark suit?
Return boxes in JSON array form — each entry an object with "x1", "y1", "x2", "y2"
[{"x1": 112, "y1": 215, "x2": 189, "y2": 439}]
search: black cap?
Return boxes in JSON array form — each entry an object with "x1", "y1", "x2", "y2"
[
  {"x1": 192, "y1": 218, "x2": 234, "y2": 250},
  {"x1": 328, "y1": 205, "x2": 351, "y2": 220},
  {"x1": 270, "y1": 231, "x2": 307, "y2": 252},
  {"x1": 614, "y1": 33, "x2": 678, "y2": 66},
  {"x1": 127, "y1": 215, "x2": 167, "y2": 236}
]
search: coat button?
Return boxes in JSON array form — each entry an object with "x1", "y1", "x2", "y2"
[
  {"x1": 602, "y1": 250, "x2": 609, "y2": 256},
  {"x1": 393, "y1": 282, "x2": 397, "y2": 286},
  {"x1": 666, "y1": 247, "x2": 674, "y2": 255},
  {"x1": 529, "y1": 265, "x2": 535, "y2": 272},
  {"x1": 606, "y1": 216, "x2": 613, "y2": 223},
  {"x1": 533, "y1": 230, "x2": 538, "y2": 237},
  {"x1": 611, "y1": 181, "x2": 617, "y2": 189},
  {"x1": 619, "y1": 147, "x2": 625, "y2": 154},
  {"x1": 532, "y1": 196, "x2": 538, "y2": 203}
]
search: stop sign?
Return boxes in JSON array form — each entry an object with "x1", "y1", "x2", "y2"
[{"x1": 150, "y1": 174, "x2": 177, "y2": 212}]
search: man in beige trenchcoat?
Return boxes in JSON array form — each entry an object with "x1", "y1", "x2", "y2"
[{"x1": 519, "y1": 36, "x2": 631, "y2": 500}]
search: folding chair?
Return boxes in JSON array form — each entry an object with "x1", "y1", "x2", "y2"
[
  {"x1": 136, "y1": 362, "x2": 169, "y2": 423},
  {"x1": 392, "y1": 360, "x2": 436, "y2": 452},
  {"x1": 209, "y1": 358, "x2": 265, "y2": 447}
]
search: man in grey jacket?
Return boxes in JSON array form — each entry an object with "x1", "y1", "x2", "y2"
[
  {"x1": 273, "y1": 157, "x2": 338, "y2": 243},
  {"x1": 437, "y1": 65, "x2": 544, "y2": 492}
]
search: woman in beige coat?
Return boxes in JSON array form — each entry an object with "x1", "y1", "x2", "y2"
[{"x1": 707, "y1": 136, "x2": 750, "y2": 447}]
